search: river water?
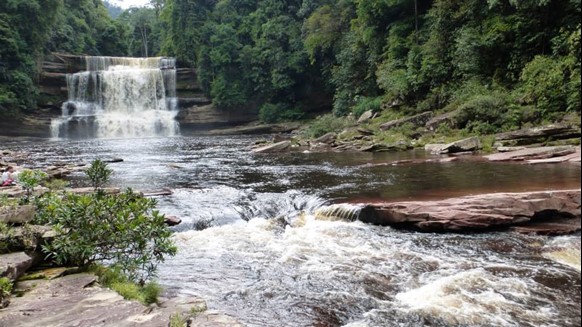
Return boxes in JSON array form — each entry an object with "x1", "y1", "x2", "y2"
[{"x1": 3, "y1": 136, "x2": 581, "y2": 327}]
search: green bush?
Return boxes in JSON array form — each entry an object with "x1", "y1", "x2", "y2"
[
  {"x1": 18, "y1": 169, "x2": 48, "y2": 203},
  {"x1": 456, "y1": 93, "x2": 510, "y2": 134},
  {"x1": 0, "y1": 277, "x2": 12, "y2": 299},
  {"x1": 36, "y1": 189, "x2": 177, "y2": 283},
  {"x1": 86, "y1": 159, "x2": 113, "y2": 189},
  {"x1": 303, "y1": 114, "x2": 353, "y2": 138},
  {"x1": 259, "y1": 103, "x2": 304, "y2": 124},
  {"x1": 351, "y1": 96, "x2": 383, "y2": 119}
]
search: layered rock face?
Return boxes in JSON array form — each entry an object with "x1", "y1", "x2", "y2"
[
  {"x1": 359, "y1": 190, "x2": 581, "y2": 233},
  {"x1": 4, "y1": 53, "x2": 259, "y2": 137}
]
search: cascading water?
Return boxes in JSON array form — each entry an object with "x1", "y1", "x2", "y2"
[{"x1": 51, "y1": 56, "x2": 179, "y2": 139}]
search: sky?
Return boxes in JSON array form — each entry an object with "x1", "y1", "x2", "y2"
[{"x1": 108, "y1": 0, "x2": 150, "y2": 9}]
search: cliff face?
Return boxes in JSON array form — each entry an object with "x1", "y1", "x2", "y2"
[{"x1": 3, "y1": 54, "x2": 259, "y2": 138}]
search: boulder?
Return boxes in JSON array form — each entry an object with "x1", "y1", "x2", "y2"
[
  {"x1": 379, "y1": 112, "x2": 433, "y2": 131},
  {"x1": 0, "y1": 252, "x2": 33, "y2": 280},
  {"x1": 252, "y1": 141, "x2": 291, "y2": 153},
  {"x1": 425, "y1": 110, "x2": 459, "y2": 131},
  {"x1": 0, "y1": 205, "x2": 35, "y2": 224},
  {"x1": 358, "y1": 189, "x2": 581, "y2": 232},
  {"x1": 357, "y1": 110, "x2": 374, "y2": 124},
  {"x1": 314, "y1": 132, "x2": 336, "y2": 144},
  {"x1": 164, "y1": 215, "x2": 182, "y2": 226},
  {"x1": 359, "y1": 141, "x2": 412, "y2": 152},
  {"x1": 436, "y1": 137, "x2": 481, "y2": 154}
]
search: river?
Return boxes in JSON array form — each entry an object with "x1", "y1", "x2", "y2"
[{"x1": 3, "y1": 135, "x2": 581, "y2": 327}]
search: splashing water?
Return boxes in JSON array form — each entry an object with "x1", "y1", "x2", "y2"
[{"x1": 51, "y1": 56, "x2": 179, "y2": 139}]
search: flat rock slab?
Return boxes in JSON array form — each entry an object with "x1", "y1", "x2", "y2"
[
  {"x1": 252, "y1": 140, "x2": 291, "y2": 153},
  {"x1": 0, "y1": 273, "x2": 244, "y2": 327},
  {"x1": 485, "y1": 146, "x2": 576, "y2": 162},
  {"x1": 0, "y1": 205, "x2": 35, "y2": 224},
  {"x1": 359, "y1": 189, "x2": 581, "y2": 232}
]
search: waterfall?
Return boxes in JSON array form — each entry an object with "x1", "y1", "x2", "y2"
[{"x1": 51, "y1": 56, "x2": 179, "y2": 139}]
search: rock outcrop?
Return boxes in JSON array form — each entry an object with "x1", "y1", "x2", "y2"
[
  {"x1": 494, "y1": 124, "x2": 581, "y2": 146},
  {"x1": 358, "y1": 189, "x2": 581, "y2": 233},
  {"x1": 0, "y1": 273, "x2": 244, "y2": 327},
  {"x1": 485, "y1": 145, "x2": 577, "y2": 162}
]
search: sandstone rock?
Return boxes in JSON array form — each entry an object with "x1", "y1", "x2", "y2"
[
  {"x1": 314, "y1": 132, "x2": 336, "y2": 144},
  {"x1": 437, "y1": 137, "x2": 481, "y2": 154},
  {"x1": 0, "y1": 205, "x2": 35, "y2": 224},
  {"x1": 379, "y1": 112, "x2": 433, "y2": 131},
  {"x1": 424, "y1": 143, "x2": 446, "y2": 153},
  {"x1": 485, "y1": 146, "x2": 576, "y2": 162},
  {"x1": 527, "y1": 148, "x2": 581, "y2": 164},
  {"x1": 357, "y1": 110, "x2": 374, "y2": 124},
  {"x1": 497, "y1": 146, "x2": 527, "y2": 152},
  {"x1": 358, "y1": 189, "x2": 581, "y2": 232},
  {"x1": 359, "y1": 142, "x2": 412, "y2": 152},
  {"x1": 252, "y1": 141, "x2": 291, "y2": 153},
  {"x1": 425, "y1": 110, "x2": 459, "y2": 131},
  {"x1": 0, "y1": 252, "x2": 33, "y2": 280},
  {"x1": 495, "y1": 124, "x2": 581, "y2": 146},
  {"x1": 0, "y1": 273, "x2": 244, "y2": 327}
]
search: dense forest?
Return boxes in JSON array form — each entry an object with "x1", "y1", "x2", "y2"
[{"x1": 1, "y1": 0, "x2": 580, "y2": 134}]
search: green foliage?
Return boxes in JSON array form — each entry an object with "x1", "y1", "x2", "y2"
[
  {"x1": 352, "y1": 96, "x2": 383, "y2": 118},
  {"x1": 0, "y1": 277, "x2": 12, "y2": 301},
  {"x1": 259, "y1": 103, "x2": 304, "y2": 124},
  {"x1": 86, "y1": 160, "x2": 113, "y2": 190},
  {"x1": 456, "y1": 94, "x2": 510, "y2": 135},
  {"x1": 169, "y1": 312, "x2": 188, "y2": 327},
  {"x1": 36, "y1": 189, "x2": 177, "y2": 283},
  {"x1": 43, "y1": 179, "x2": 69, "y2": 191},
  {"x1": 18, "y1": 169, "x2": 48, "y2": 203},
  {"x1": 303, "y1": 114, "x2": 353, "y2": 138},
  {"x1": 89, "y1": 265, "x2": 162, "y2": 305}
]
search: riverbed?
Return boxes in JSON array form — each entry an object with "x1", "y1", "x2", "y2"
[{"x1": 3, "y1": 136, "x2": 581, "y2": 327}]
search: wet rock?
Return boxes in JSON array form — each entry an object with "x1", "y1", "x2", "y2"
[
  {"x1": 527, "y1": 147, "x2": 581, "y2": 164},
  {"x1": 359, "y1": 142, "x2": 412, "y2": 152},
  {"x1": 104, "y1": 158, "x2": 124, "y2": 163},
  {"x1": 359, "y1": 189, "x2": 581, "y2": 232},
  {"x1": 252, "y1": 140, "x2": 291, "y2": 153},
  {"x1": 379, "y1": 112, "x2": 433, "y2": 131},
  {"x1": 164, "y1": 215, "x2": 182, "y2": 226},
  {"x1": 485, "y1": 146, "x2": 576, "y2": 162},
  {"x1": 0, "y1": 205, "x2": 35, "y2": 224},
  {"x1": 357, "y1": 110, "x2": 374, "y2": 124},
  {"x1": 0, "y1": 252, "x2": 33, "y2": 280}
]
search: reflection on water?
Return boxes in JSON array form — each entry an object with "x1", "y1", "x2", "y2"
[{"x1": 2, "y1": 136, "x2": 580, "y2": 327}]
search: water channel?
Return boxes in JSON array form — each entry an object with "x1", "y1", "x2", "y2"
[{"x1": 3, "y1": 135, "x2": 580, "y2": 327}]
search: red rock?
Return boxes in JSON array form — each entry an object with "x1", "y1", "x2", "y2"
[{"x1": 359, "y1": 189, "x2": 581, "y2": 232}]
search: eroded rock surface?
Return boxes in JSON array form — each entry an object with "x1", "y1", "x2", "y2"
[
  {"x1": 359, "y1": 189, "x2": 581, "y2": 232},
  {"x1": 0, "y1": 273, "x2": 244, "y2": 327}
]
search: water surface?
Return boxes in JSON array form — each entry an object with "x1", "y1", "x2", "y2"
[{"x1": 3, "y1": 136, "x2": 580, "y2": 327}]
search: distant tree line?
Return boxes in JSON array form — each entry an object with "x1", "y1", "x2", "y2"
[{"x1": 1, "y1": 0, "x2": 580, "y2": 132}]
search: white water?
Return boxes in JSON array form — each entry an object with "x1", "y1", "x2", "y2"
[{"x1": 51, "y1": 56, "x2": 179, "y2": 139}]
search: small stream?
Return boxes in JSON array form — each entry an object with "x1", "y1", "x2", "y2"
[{"x1": 2, "y1": 135, "x2": 580, "y2": 327}]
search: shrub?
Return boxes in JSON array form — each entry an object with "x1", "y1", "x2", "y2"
[
  {"x1": 17, "y1": 169, "x2": 48, "y2": 203},
  {"x1": 259, "y1": 103, "x2": 304, "y2": 124},
  {"x1": 36, "y1": 189, "x2": 177, "y2": 283},
  {"x1": 456, "y1": 94, "x2": 510, "y2": 135},
  {"x1": 303, "y1": 114, "x2": 353, "y2": 138},
  {"x1": 351, "y1": 96, "x2": 383, "y2": 119},
  {"x1": 86, "y1": 159, "x2": 113, "y2": 189},
  {"x1": 0, "y1": 277, "x2": 12, "y2": 299}
]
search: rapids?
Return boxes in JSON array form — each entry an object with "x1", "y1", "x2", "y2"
[{"x1": 2, "y1": 136, "x2": 580, "y2": 327}]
